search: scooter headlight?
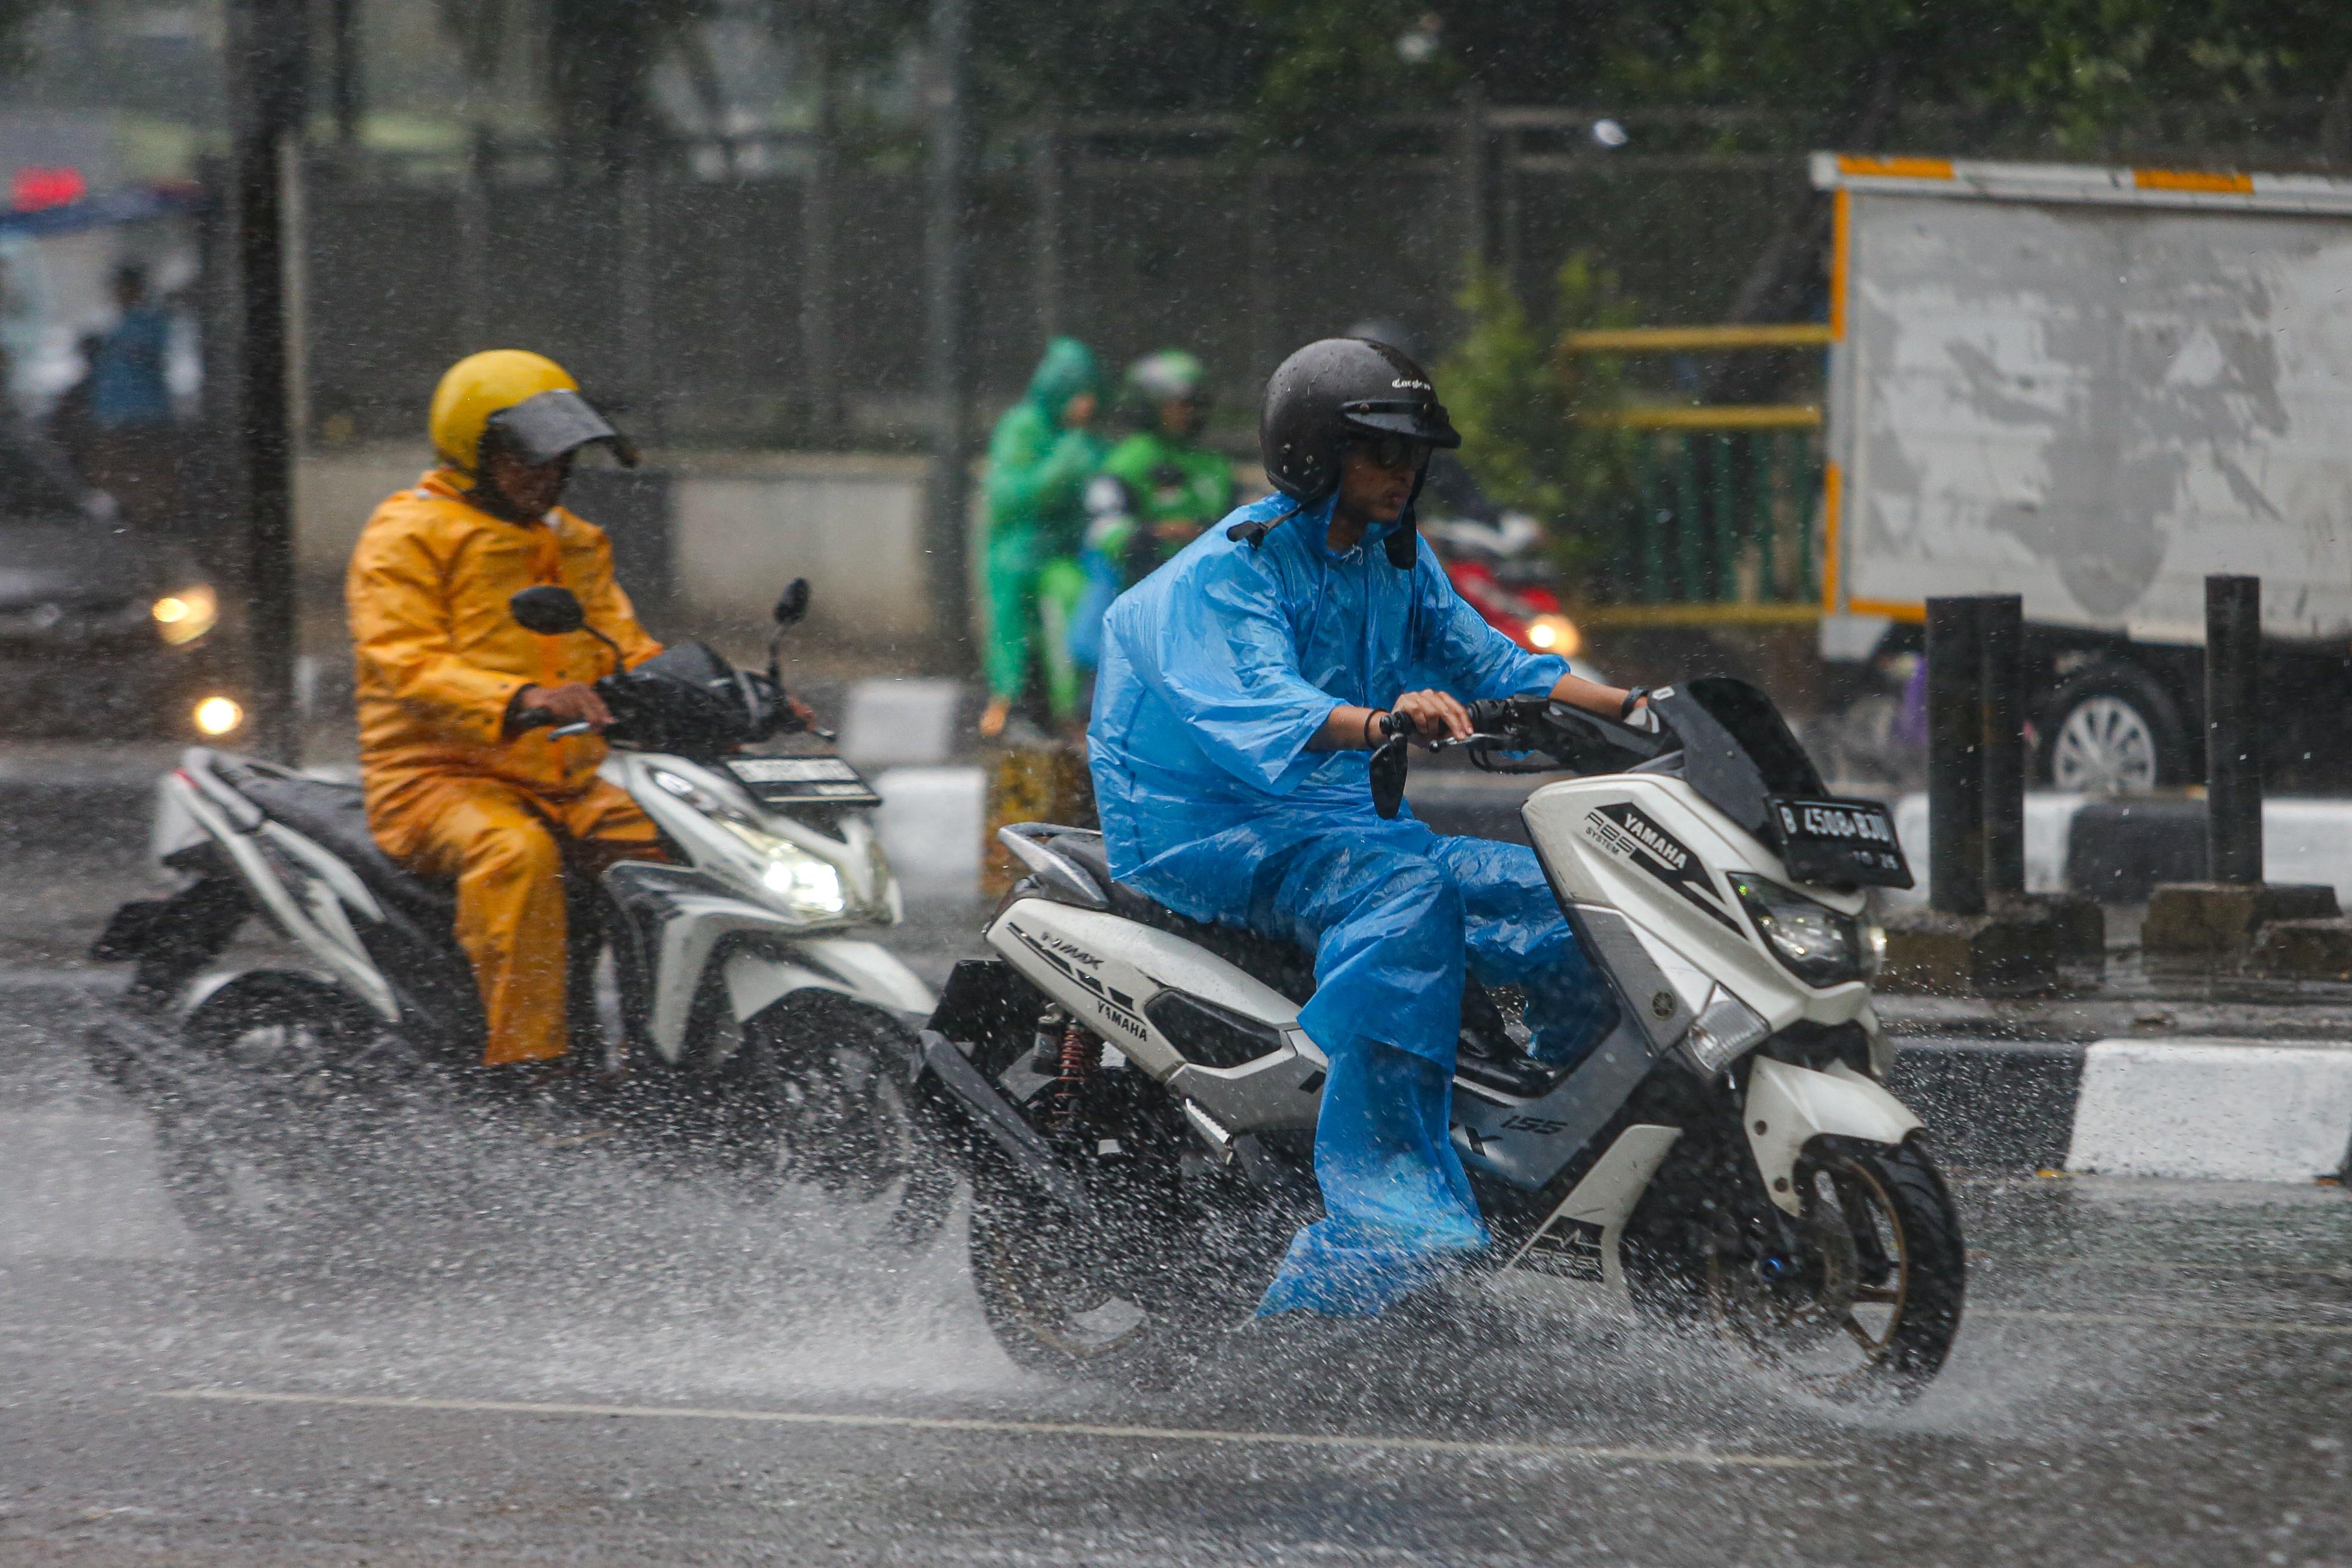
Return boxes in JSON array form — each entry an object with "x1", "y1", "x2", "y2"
[
  {"x1": 757, "y1": 840, "x2": 846, "y2": 915},
  {"x1": 1728, "y1": 872, "x2": 1871, "y2": 988},
  {"x1": 712, "y1": 818, "x2": 848, "y2": 917},
  {"x1": 650, "y1": 766, "x2": 852, "y2": 920}
]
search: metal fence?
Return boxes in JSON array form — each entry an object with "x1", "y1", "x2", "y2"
[
  {"x1": 276, "y1": 109, "x2": 1819, "y2": 447},
  {"x1": 1612, "y1": 425, "x2": 1823, "y2": 608}
]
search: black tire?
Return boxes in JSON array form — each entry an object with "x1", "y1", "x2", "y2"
[
  {"x1": 156, "y1": 971, "x2": 402, "y2": 1252},
  {"x1": 1625, "y1": 1135, "x2": 1965, "y2": 1403},
  {"x1": 720, "y1": 994, "x2": 951, "y2": 1236},
  {"x1": 2039, "y1": 661, "x2": 2186, "y2": 794},
  {"x1": 964, "y1": 1159, "x2": 1197, "y2": 1389}
]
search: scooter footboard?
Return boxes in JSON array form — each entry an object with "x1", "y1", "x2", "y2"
[{"x1": 1742, "y1": 1056, "x2": 1923, "y2": 1216}]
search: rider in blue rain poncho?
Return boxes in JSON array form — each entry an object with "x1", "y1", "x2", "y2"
[{"x1": 1088, "y1": 337, "x2": 1650, "y2": 1318}]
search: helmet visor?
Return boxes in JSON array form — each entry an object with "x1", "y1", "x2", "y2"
[
  {"x1": 1349, "y1": 433, "x2": 1436, "y2": 474},
  {"x1": 485, "y1": 388, "x2": 639, "y2": 469},
  {"x1": 1338, "y1": 396, "x2": 1462, "y2": 450}
]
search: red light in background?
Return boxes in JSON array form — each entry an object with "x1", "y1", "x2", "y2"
[{"x1": 12, "y1": 167, "x2": 88, "y2": 211}]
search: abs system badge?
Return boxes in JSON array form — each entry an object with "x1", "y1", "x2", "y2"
[{"x1": 1580, "y1": 801, "x2": 1740, "y2": 932}]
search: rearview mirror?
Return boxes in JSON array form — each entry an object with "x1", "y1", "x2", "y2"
[
  {"x1": 774, "y1": 579, "x2": 811, "y2": 627},
  {"x1": 510, "y1": 584, "x2": 586, "y2": 636}
]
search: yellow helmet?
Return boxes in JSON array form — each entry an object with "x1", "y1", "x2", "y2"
[{"x1": 429, "y1": 350, "x2": 634, "y2": 476}]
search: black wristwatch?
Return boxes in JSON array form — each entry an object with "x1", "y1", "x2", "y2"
[{"x1": 1619, "y1": 687, "x2": 1651, "y2": 721}]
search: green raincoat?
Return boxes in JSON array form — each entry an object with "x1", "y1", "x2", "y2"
[{"x1": 983, "y1": 337, "x2": 1105, "y2": 719}]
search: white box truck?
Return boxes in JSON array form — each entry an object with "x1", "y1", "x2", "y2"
[{"x1": 1814, "y1": 152, "x2": 2352, "y2": 793}]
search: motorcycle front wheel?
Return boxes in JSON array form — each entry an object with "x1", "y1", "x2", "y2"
[{"x1": 1626, "y1": 1135, "x2": 1965, "y2": 1403}]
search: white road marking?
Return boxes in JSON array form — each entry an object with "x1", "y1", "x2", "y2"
[
  {"x1": 157, "y1": 1388, "x2": 1826, "y2": 1470},
  {"x1": 1976, "y1": 1308, "x2": 2352, "y2": 1336}
]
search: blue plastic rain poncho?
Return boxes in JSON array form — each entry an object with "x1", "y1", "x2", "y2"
[{"x1": 1088, "y1": 490, "x2": 1613, "y2": 1316}]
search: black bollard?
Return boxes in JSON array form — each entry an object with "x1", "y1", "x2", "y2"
[
  {"x1": 2206, "y1": 575, "x2": 2263, "y2": 885},
  {"x1": 1980, "y1": 594, "x2": 2026, "y2": 899},
  {"x1": 1926, "y1": 597, "x2": 1987, "y2": 916}
]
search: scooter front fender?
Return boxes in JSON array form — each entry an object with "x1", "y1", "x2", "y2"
[
  {"x1": 719, "y1": 939, "x2": 934, "y2": 1028},
  {"x1": 1743, "y1": 1056, "x2": 1924, "y2": 1216}
]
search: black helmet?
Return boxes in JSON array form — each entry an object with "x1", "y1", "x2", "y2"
[{"x1": 1259, "y1": 337, "x2": 1460, "y2": 504}]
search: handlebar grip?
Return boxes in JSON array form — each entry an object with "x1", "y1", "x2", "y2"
[{"x1": 1378, "y1": 708, "x2": 1419, "y2": 741}]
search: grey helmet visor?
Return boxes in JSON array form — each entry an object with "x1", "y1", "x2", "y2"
[{"x1": 483, "y1": 388, "x2": 639, "y2": 469}]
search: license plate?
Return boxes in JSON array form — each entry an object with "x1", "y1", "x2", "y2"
[
  {"x1": 724, "y1": 756, "x2": 883, "y2": 808},
  {"x1": 1767, "y1": 795, "x2": 1912, "y2": 889}
]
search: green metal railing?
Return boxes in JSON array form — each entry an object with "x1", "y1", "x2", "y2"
[
  {"x1": 1616, "y1": 426, "x2": 1823, "y2": 608},
  {"x1": 1565, "y1": 325, "x2": 1828, "y2": 617}
]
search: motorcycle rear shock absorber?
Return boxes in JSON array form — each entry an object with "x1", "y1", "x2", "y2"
[{"x1": 1051, "y1": 1017, "x2": 1101, "y2": 1128}]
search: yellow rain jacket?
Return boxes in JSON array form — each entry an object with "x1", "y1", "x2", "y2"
[{"x1": 349, "y1": 469, "x2": 664, "y2": 1064}]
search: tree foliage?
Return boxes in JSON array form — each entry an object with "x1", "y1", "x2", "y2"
[{"x1": 1438, "y1": 254, "x2": 1640, "y2": 564}]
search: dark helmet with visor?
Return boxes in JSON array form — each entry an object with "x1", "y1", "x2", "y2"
[
  {"x1": 1260, "y1": 337, "x2": 1458, "y2": 502},
  {"x1": 1256, "y1": 337, "x2": 1460, "y2": 565}
]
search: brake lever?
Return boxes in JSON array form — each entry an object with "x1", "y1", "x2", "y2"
[
  {"x1": 549, "y1": 720, "x2": 595, "y2": 739},
  {"x1": 1431, "y1": 731, "x2": 1512, "y2": 752}
]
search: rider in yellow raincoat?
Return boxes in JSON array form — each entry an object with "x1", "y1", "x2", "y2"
[{"x1": 348, "y1": 351, "x2": 663, "y2": 1069}]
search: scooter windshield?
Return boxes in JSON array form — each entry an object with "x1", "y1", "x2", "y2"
[{"x1": 1647, "y1": 677, "x2": 1826, "y2": 843}]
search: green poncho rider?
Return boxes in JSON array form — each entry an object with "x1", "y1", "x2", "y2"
[
  {"x1": 980, "y1": 337, "x2": 1106, "y2": 740},
  {"x1": 1068, "y1": 350, "x2": 1236, "y2": 672}
]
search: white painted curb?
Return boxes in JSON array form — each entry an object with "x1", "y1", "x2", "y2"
[
  {"x1": 2066, "y1": 1039, "x2": 2352, "y2": 1182},
  {"x1": 873, "y1": 765, "x2": 985, "y2": 904}
]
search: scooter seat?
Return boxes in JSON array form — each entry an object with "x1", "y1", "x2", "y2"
[
  {"x1": 1042, "y1": 826, "x2": 1576, "y2": 1098},
  {"x1": 1043, "y1": 830, "x2": 1320, "y2": 1005},
  {"x1": 221, "y1": 764, "x2": 458, "y2": 928}
]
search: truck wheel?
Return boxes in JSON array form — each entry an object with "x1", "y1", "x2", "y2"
[{"x1": 2041, "y1": 663, "x2": 2184, "y2": 794}]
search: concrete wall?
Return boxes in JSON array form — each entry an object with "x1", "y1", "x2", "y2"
[{"x1": 294, "y1": 445, "x2": 933, "y2": 643}]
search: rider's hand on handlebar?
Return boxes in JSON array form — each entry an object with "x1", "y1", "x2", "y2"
[
  {"x1": 514, "y1": 681, "x2": 613, "y2": 732},
  {"x1": 1389, "y1": 689, "x2": 1474, "y2": 748}
]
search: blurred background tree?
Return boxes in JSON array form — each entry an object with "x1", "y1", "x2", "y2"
[{"x1": 1438, "y1": 253, "x2": 1640, "y2": 576}]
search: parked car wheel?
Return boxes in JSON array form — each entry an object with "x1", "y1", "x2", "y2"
[{"x1": 2040, "y1": 663, "x2": 2186, "y2": 794}]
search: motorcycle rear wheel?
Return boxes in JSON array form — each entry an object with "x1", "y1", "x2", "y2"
[
  {"x1": 156, "y1": 971, "x2": 400, "y2": 1253},
  {"x1": 965, "y1": 1162, "x2": 1195, "y2": 1389},
  {"x1": 1628, "y1": 1136, "x2": 1965, "y2": 1402}
]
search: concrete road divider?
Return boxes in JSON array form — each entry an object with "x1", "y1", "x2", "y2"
[
  {"x1": 2066, "y1": 1040, "x2": 2352, "y2": 1182},
  {"x1": 1894, "y1": 1035, "x2": 2352, "y2": 1183},
  {"x1": 1890, "y1": 793, "x2": 2352, "y2": 912},
  {"x1": 872, "y1": 767, "x2": 985, "y2": 905}
]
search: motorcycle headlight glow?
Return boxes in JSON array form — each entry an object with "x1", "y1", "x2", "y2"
[
  {"x1": 1524, "y1": 613, "x2": 1582, "y2": 657},
  {"x1": 650, "y1": 766, "x2": 854, "y2": 920},
  {"x1": 1728, "y1": 872, "x2": 1870, "y2": 988},
  {"x1": 759, "y1": 842, "x2": 846, "y2": 914},
  {"x1": 711, "y1": 818, "x2": 847, "y2": 917},
  {"x1": 153, "y1": 583, "x2": 218, "y2": 645}
]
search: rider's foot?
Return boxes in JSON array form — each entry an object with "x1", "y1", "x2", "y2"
[{"x1": 978, "y1": 696, "x2": 1012, "y2": 740}]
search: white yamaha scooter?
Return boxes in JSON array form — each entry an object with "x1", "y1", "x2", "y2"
[
  {"x1": 901, "y1": 676, "x2": 1961, "y2": 1400},
  {"x1": 95, "y1": 581, "x2": 942, "y2": 1242}
]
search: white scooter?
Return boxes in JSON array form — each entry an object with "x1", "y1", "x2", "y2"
[
  {"x1": 902, "y1": 677, "x2": 1961, "y2": 1400},
  {"x1": 95, "y1": 581, "x2": 941, "y2": 1242}
]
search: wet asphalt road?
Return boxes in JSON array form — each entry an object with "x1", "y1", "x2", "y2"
[{"x1": 3, "y1": 773, "x2": 2351, "y2": 1565}]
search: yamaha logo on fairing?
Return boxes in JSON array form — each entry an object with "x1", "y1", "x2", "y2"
[
  {"x1": 1581, "y1": 801, "x2": 1739, "y2": 933},
  {"x1": 1007, "y1": 921, "x2": 1151, "y2": 1039}
]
